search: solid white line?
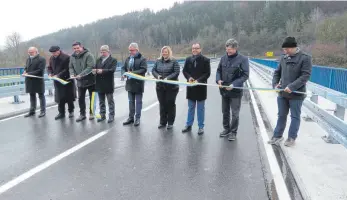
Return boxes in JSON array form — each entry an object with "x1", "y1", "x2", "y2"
[
  {"x1": 0, "y1": 86, "x2": 125, "y2": 123},
  {"x1": 0, "y1": 105, "x2": 58, "y2": 123},
  {"x1": 142, "y1": 101, "x2": 159, "y2": 112},
  {"x1": 0, "y1": 130, "x2": 109, "y2": 195},
  {"x1": 247, "y1": 80, "x2": 291, "y2": 200},
  {"x1": 0, "y1": 92, "x2": 161, "y2": 195}
]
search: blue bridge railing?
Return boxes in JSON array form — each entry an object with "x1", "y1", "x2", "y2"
[{"x1": 250, "y1": 58, "x2": 347, "y2": 94}]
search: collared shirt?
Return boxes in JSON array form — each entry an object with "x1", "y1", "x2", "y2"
[{"x1": 102, "y1": 55, "x2": 110, "y2": 64}]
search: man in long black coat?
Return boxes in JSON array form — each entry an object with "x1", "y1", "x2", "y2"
[
  {"x1": 23, "y1": 47, "x2": 47, "y2": 118},
  {"x1": 47, "y1": 46, "x2": 76, "y2": 120},
  {"x1": 93, "y1": 45, "x2": 117, "y2": 123},
  {"x1": 182, "y1": 43, "x2": 211, "y2": 135}
]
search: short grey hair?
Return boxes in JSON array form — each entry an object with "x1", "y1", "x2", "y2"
[
  {"x1": 100, "y1": 45, "x2": 110, "y2": 52},
  {"x1": 225, "y1": 39, "x2": 238, "y2": 48},
  {"x1": 28, "y1": 46, "x2": 39, "y2": 53},
  {"x1": 129, "y1": 42, "x2": 139, "y2": 50}
]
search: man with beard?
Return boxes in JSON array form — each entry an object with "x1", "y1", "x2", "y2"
[
  {"x1": 23, "y1": 47, "x2": 47, "y2": 118},
  {"x1": 69, "y1": 42, "x2": 96, "y2": 122},
  {"x1": 47, "y1": 46, "x2": 76, "y2": 120}
]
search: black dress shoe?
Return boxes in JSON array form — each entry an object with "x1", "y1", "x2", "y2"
[
  {"x1": 167, "y1": 125, "x2": 173, "y2": 130},
  {"x1": 123, "y1": 118, "x2": 134, "y2": 125},
  {"x1": 38, "y1": 112, "x2": 46, "y2": 118},
  {"x1": 158, "y1": 124, "x2": 166, "y2": 129},
  {"x1": 76, "y1": 115, "x2": 86, "y2": 122},
  {"x1": 55, "y1": 113, "x2": 65, "y2": 120},
  {"x1": 134, "y1": 119, "x2": 140, "y2": 126},
  {"x1": 198, "y1": 128, "x2": 204, "y2": 135},
  {"x1": 68, "y1": 112, "x2": 74, "y2": 118},
  {"x1": 24, "y1": 112, "x2": 35, "y2": 118},
  {"x1": 181, "y1": 126, "x2": 192, "y2": 133},
  {"x1": 97, "y1": 117, "x2": 106, "y2": 122},
  {"x1": 220, "y1": 129, "x2": 231, "y2": 137}
]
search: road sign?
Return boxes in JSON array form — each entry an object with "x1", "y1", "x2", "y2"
[{"x1": 266, "y1": 52, "x2": 274, "y2": 57}]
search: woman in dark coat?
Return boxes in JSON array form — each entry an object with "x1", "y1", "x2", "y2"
[
  {"x1": 182, "y1": 43, "x2": 211, "y2": 135},
  {"x1": 152, "y1": 46, "x2": 180, "y2": 130},
  {"x1": 47, "y1": 46, "x2": 76, "y2": 120},
  {"x1": 93, "y1": 45, "x2": 117, "y2": 123}
]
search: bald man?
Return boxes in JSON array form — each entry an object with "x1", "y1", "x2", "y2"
[{"x1": 23, "y1": 47, "x2": 47, "y2": 118}]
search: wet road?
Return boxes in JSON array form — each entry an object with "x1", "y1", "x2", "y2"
[{"x1": 0, "y1": 64, "x2": 269, "y2": 200}]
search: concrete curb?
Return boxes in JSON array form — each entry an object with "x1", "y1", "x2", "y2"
[
  {"x1": 248, "y1": 67, "x2": 310, "y2": 200},
  {"x1": 0, "y1": 85, "x2": 125, "y2": 121}
]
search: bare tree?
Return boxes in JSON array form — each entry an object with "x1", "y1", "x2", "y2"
[{"x1": 5, "y1": 32, "x2": 22, "y2": 65}]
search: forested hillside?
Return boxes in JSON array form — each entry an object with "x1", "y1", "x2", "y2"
[{"x1": 2, "y1": 1, "x2": 347, "y2": 67}]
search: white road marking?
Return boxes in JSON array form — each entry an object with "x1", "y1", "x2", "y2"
[
  {"x1": 247, "y1": 80, "x2": 291, "y2": 200},
  {"x1": 0, "y1": 105, "x2": 57, "y2": 123},
  {"x1": 0, "y1": 130, "x2": 109, "y2": 195},
  {"x1": 142, "y1": 101, "x2": 159, "y2": 112},
  {"x1": 0, "y1": 87, "x2": 125, "y2": 123},
  {"x1": 0, "y1": 89, "x2": 161, "y2": 195}
]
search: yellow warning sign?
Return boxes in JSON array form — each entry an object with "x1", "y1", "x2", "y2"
[{"x1": 266, "y1": 52, "x2": 274, "y2": 57}]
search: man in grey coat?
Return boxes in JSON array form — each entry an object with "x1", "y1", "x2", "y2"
[
  {"x1": 69, "y1": 42, "x2": 96, "y2": 122},
  {"x1": 23, "y1": 47, "x2": 47, "y2": 118},
  {"x1": 268, "y1": 36, "x2": 312, "y2": 147}
]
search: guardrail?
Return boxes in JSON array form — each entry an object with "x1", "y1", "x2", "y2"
[
  {"x1": 250, "y1": 58, "x2": 347, "y2": 94},
  {"x1": 0, "y1": 59, "x2": 187, "y2": 76},
  {"x1": 250, "y1": 59, "x2": 347, "y2": 147}
]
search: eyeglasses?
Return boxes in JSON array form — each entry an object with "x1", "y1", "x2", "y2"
[{"x1": 192, "y1": 48, "x2": 200, "y2": 50}]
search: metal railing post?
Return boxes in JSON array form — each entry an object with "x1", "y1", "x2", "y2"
[
  {"x1": 334, "y1": 104, "x2": 345, "y2": 121},
  {"x1": 310, "y1": 93, "x2": 319, "y2": 104}
]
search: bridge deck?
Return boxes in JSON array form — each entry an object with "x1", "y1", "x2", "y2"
[{"x1": 0, "y1": 67, "x2": 270, "y2": 199}]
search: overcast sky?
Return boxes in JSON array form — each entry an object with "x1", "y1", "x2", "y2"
[{"x1": 0, "y1": 0, "x2": 182, "y2": 47}]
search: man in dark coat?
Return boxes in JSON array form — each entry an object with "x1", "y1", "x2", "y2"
[
  {"x1": 69, "y1": 42, "x2": 96, "y2": 122},
  {"x1": 47, "y1": 46, "x2": 76, "y2": 120},
  {"x1": 93, "y1": 45, "x2": 117, "y2": 123},
  {"x1": 23, "y1": 47, "x2": 47, "y2": 118},
  {"x1": 182, "y1": 43, "x2": 211, "y2": 135},
  {"x1": 216, "y1": 39, "x2": 249, "y2": 141},
  {"x1": 268, "y1": 37, "x2": 312, "y2": 147},
  {"x1": 121, "y1": 42, "x2": 147, "y2": 126}
]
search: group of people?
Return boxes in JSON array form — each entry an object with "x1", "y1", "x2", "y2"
[{"x1": 22, "y1": 36, "x2": 312, "y2": 146}]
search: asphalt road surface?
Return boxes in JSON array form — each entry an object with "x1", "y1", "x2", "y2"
[{"x1": 0, "y1": 63, "x2": 270, "y2": 200}]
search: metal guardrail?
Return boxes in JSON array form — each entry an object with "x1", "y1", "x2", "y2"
[
  {"x1": 250, "y1": 58, "x2": 347, "y2": 94},
  {"x1": 249, "y1": 60, "x2": 347, "y2": 148}
]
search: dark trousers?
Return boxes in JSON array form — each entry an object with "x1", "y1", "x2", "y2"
[
  {"x1": 128, "y1": 92, "x2": 143, "y2": 120},
  {"x1": 99, "y1": 93, "x2": 115, "y2": 118},
  {"x1": 29, "y1": 93, "x2": 46, "y2": 113},
  {"x1": 273, "y1": 96, "x2": 303, "y2": 140},
  {"x1": 156, "y1": 88, "x2": 178, "y2": 125},
  {"x1": 78, "y1": 85, "x2": 94, "y2": 116},
  {"x1": 58, "y1": 100, "x2": 74, "y2": 114},
  {"x1": 222, "y1": 96, "x2": 242, "y2": 133}
]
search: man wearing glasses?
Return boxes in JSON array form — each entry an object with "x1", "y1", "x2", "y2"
[
  {"x1": 121, "y1": 43, "x2": 148, "y2": 126},
  {"x1": 182, "y1": 43, "x2": 211, "y2": 135}
]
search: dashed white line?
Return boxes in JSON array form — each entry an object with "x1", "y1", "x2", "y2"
[{"x1": 247, "y1": 80, "x2": 291, "y2": 200}]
